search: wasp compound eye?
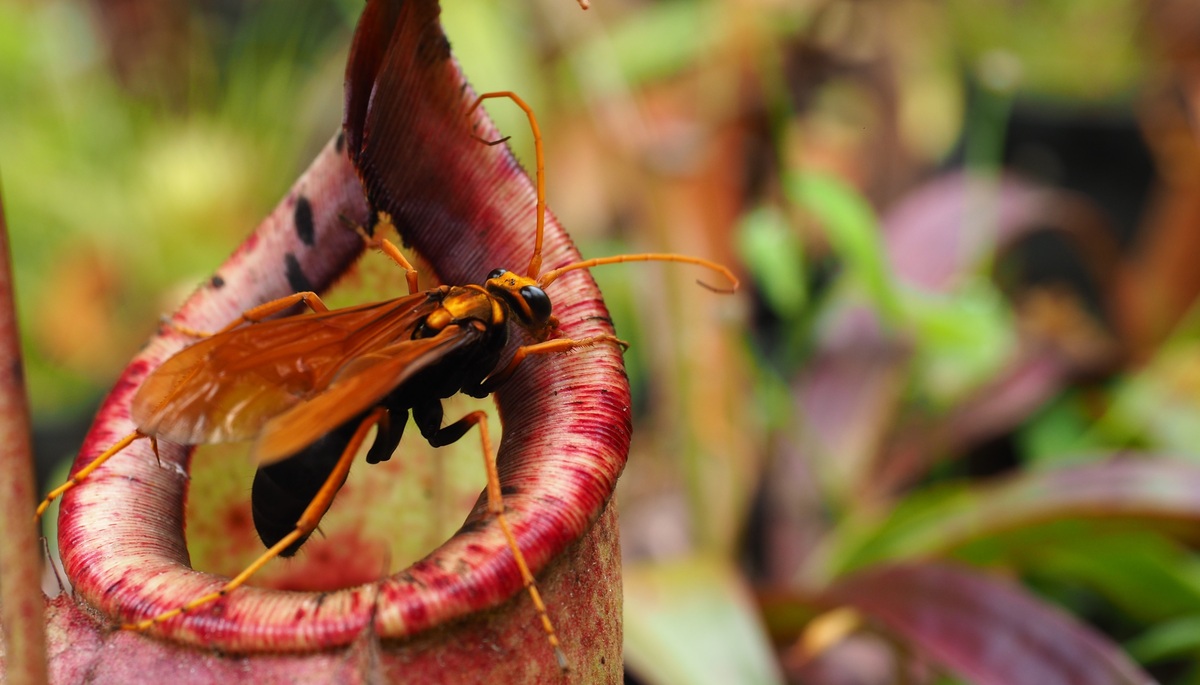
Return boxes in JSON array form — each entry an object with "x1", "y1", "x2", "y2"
[
  {"x1": 520, "y1": 285, "x2": 552, "y2": 323},
  {"x1": 487, "y1": 268, "x2": 507, "y2": 280}
]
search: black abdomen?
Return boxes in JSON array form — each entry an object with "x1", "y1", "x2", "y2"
[
  {"x1": 251, "y1": 420, "x2": 360, "y2": 556},
  {"x1": 250, "y1": 406, "x2": 409, "y2": 556}
]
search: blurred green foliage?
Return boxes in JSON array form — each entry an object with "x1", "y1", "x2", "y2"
[{"x1": 0, "y1": 0, "x2": 354, "y2": 418}]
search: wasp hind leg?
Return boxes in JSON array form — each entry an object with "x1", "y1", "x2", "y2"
[
  {"x1": 123, "y1": 407, "x2": 386, "y2": 632},
  {"x1": 35, "y1": 431, "x2": 150, "y2": 520},
  {"x1": 412, "y1": 401, "x2": 568, "y2": 671}
]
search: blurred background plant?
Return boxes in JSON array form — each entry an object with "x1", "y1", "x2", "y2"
[{"x1": 4, "y1": 0, "x2": 1200, "y2": 683}]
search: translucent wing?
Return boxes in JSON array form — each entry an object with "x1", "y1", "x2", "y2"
[
  {"x1": 253, "y1": 322, "x2": 485, "y2": 464},
  {"x1": 132, "y1": 293, "x2": 440, "y2": 445}
]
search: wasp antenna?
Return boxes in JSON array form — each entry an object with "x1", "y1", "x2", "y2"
[
  {"x1": 695, "y1": 278, "x2": 737, "y2": 295},
  {"x1": 468, "y1": 91, "x2": 545, "y2": 279},
  {"x1": 537, "y1": 253, "x2": 739, "y2": 293}
]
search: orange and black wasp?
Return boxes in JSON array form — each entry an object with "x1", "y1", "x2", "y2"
[{"x1": 37, "y1": 89, "x2": 736, "y2": 665}]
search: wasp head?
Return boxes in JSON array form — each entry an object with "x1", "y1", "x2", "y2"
[{"x1": 484, "y1": 268, "x2": 556, "y2": 338}]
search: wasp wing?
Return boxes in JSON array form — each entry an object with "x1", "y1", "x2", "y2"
[
  {"x1": 132, "y1": 293, "x2": 439, "y2": 445},
  {"x1": 252, "y1": 323, "x2": 485, "y2": 464}
]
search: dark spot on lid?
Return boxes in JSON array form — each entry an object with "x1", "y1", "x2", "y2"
[
  {"x1": 294, "y1": 195, "x2": 315, "y2": 246},
  {"x1": 285, "y1": 253, "x2": 315, "y2": 294}
]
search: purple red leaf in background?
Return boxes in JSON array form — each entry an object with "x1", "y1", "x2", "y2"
[{"x1": 831, "y1": 563, "x2": 1154, "y2": 685}]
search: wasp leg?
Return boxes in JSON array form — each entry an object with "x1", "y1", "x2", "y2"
[
  {"x1": 347, "y1": 211, "x2": 421, "y2": 296},
  {"x1": 123, "y1": 407, "x2": 386, "y2": 632},
  {"x1": 35, "y1": 430, "x2": 148, "y2": 520},
  {"x1": 412, "y1": 403, "x2": 567, "y2": 670},
  {"x1": 476, "y1": 334, "x2": 628, "y2": 395},
  {"x1": 167, "y1": 291, "x2": 332, "y2": 338}
]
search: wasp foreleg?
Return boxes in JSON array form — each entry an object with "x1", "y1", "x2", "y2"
[
  {"x1": 476, "y1": 334, "x2": 628, "y2": 394},
  {"x1": 35, "y1": 430, "x2": 148, "y2": 520}
]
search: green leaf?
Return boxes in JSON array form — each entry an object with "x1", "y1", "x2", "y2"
[
  {"x1": 1019, "y1": 393, "x2": 1108, "y2": 467},
  {"x1": 625, "y1": 558, "x2": 784, "y2": 685},
  {"x1": 1014, "y1": 531, "x2": 1200, "y2": 622},
  {"x1": 1108, "y1": 342, "x2": 1200, "y2": 459},
  {"x1": 736, "y1": 205, "x2": 807, "y2": 319},
  {"x1": 903, "y1": 279, "x2": 1015, "y2": 405},
  {"x1": 784, "y1": 172, "x2": 901, "y2": 323},
  {"x1": 579, "y1": 1, "x2": 716, "y2": 89},
  {"x1": 1127, "y1": 615, "x2": 1200, "y2": 664},
  {"x1": 814, "y1": 458, "x2": 1200, "y2": 582}
]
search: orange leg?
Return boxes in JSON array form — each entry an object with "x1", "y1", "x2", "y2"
[
  {"x1": 355, "y1": 212, "x2": 421, "y2": 296},
  {"x1": 482, "y1": 334, "x2": 628, "y2": 391},
  {"x1": 172, "y1": 209, "x2": 430, "y2": 341},
  {"x1": 446, "y1": 410, "x2": 567, "y2": 670},
  {"x1": 123, "y1": 407, "x2": 386, "y2": 632},
  {"x1": 168, "y1": 291, "x2": 331, "y2": 338},
  {"x1": 35, "y1": 431, "x2": 149, "y2": 520}
]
